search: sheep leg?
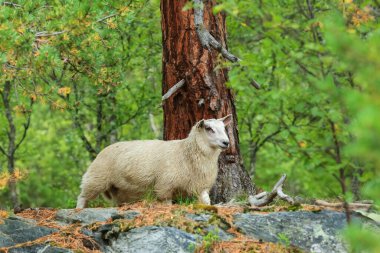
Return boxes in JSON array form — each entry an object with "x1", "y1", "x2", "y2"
[
  {"x1": 76, "y1": 195, "x2": 88, "y2": 209},
  {"x1": 163, "y1": 199, "x2": 173, "y2": 205},
  {"x1": 155, "y1": 187, "x2": 173, "y2": 205},
  {"x1": 200, "y1": 190, "x2": 211, "y2": 205},
  {"x1": 76, "y1": 178, "x2": 108, "y2": 208}
]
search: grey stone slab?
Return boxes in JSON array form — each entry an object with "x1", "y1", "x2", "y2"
[
  {"x1": 234, "y1": 210, "x2": 349, "y2": 253},
  {"x1": 105, "y1": 226, "x2": 200, "y2": 253},
  {"x1": 55, "y1": 208, "x2": 140, "y2": 225}
]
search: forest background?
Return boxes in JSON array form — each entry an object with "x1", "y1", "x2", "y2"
[{"x1": 0, "y1": 0, "x2": 379, "y2": 242}]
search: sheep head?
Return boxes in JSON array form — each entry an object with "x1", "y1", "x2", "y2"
[{"x1": 196, "y1": 114, "x2": 233, "y2": 150}]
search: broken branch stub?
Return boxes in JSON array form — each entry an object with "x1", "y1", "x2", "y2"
[
  {"x1": 162, "y1": 79, "x2": 185, "y2": 101},
  {"x1": 248, "y1": 174, "x2": 296, "y2": 207}
]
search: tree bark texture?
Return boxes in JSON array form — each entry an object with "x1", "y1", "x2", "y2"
[{"x1": 161, "y1": 0, "x2": 255, "y2": 203}]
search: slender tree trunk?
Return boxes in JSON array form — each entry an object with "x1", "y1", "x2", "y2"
[
  {"x1": 8, "y1": 155, "x2": 18, "y2": 207},
  {"x1": 2, "y1": 81, "x2": 20, "y2": 208},
  {"x1": 249, "y1": 142, "x2": 257, "y2": 178},
  {"x1": 108, "y1": 93, "x2": 118, "y2": 144},
  {"x1": 161, "y1": 0, "x2": 255, "y2": 203},
  {"x1": 351, "y1": 168, "x2": 363, "y2": 201}
]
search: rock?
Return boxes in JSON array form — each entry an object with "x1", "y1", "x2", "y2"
[
  {"x1": 8, "y1": 244, "x2": 73, "y2": 253},
  {"x1": 204, "y1": 225, "x2": 233, "y2": 241},
  {"x1": 5, "y1": 207, "x2": 377, "y2": 253},
  {"x1": 10, "y1": 226, "x2": 57, "y2": 244},
  {"x1": 185, "y1": 213, "x2": 212, "y2": 222},
  {"x1": 185, "y1": 213, "x2": 233, "y2": 240},
  {"x1": 0, "y1": 217, "x2": 35, "y2": 234},
  {"x1": 55, "y1": 208, "x2": 140, "y2": 225},
  {"x1": 0, "y1": 217, "x2": 56, "y2": 247},
  {"x1": 104, "y1": 226, "x2": 200, "y2": 253},
  {"x1": 234, "y1": 210, "x2": 355, "y2": 253},
  {"x1": 0, "y1": 231, "x2": 14, "y2": 247}
]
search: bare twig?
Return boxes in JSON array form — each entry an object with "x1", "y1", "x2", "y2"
[
  {"x1": 315, "y1": 199, "x2": 372, "y2": 211},
  {"x1": 193, "y1": 0, "x2": 239, "y2": 62},
  {"x1": 96, "y1": 13, "x2": 118, "y2": 23},
  {"x1": 162, "y1": 79, "x2": 185, "y2": 101},
  {"x1": 2, "y1": 2, "x2": 21, "y2": 7},
  {"x1": 248, "y1": 174, "x2": 295, "y2": 206},
  {"x1": 35, "y1": 31, "x2": 67, "y2": 37},
  {"x1": 149, "y1": 113, "x2": 160, "y2": 138}
]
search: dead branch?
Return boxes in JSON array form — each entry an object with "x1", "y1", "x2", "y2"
[
  {"x1": 248, "y1": 174, "x2": 296, "y2": 207},
  {"x1": 315, "y1": 199, "x2": 373, "y2": 211},
  {"x1": 193, "y1": 0, "x2": 239, "y2": 62},
  {"x1": 35, "y1": 31, "x2": 67, "y2": 37},
  {"x1": 97, "y1": 13, "x2": 118, "y2": 23},
  {"x1": 149, "y1": 113, "x2": 160, "y2": 138},
  {"x1": 2, "y1": 2, "x2": 21, "y2": 7},
  {"x1": 249, "y1": 205, "x2": 275, "y2": 211},
  {"x1": 250, "y1": 79, "x2": 261, "y2": 89},
  {"x1": 162, "y1": 79, "x2": 185, "y2": 101},
  {"x1": 193, "y1": 1, "x2": 261, "y2": 89}
]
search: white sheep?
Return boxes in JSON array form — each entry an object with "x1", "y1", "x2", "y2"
[{"x1": 76, "y1": 115, "x2": 232, "y2": 208}]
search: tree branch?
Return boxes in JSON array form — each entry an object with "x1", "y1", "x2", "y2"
[
  {"x1": 193, "y1": 0, "x2": 239, "y2": 62},
  {"x1": 193, "y1": 1, "x2": 261, "y2": 89},
  {"x1": 2, "y1": 81, "x2": 16, "y2": 159},
  {"x1": 315, "y1": 200, "x2": 372, "y2": 211},
  {"x1": 72, "y1": 81, "x2": 97, "y2": 159},
  {"x1": 96, "y1": 13, "x2": 118, "y2": 23},
  {"x1": 162, "y1": 79, "x2": 185, "y2": 101},
  {"x1": 248, "y1": 174, "x2": 296, "y2": 206},
  {"x1": 2, "y1": 2, "x2": 21, "y2": 8},
  {"x1": 256, "y1": 128, "x2": 282, "y2": 150},
  {"x1": 0, "y1": 145, "x2": 8, "y2": 157},
  {"x1": 35, "y1": 31, "x2": 67, "y2": 37},
  {"x1": 14, "y1": 99, "x2": 34, "y2": 151}
]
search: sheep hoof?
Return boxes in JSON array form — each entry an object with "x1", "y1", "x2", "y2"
[{"x1": 163, "y1": 199, "x2": 173, "y2": 205}]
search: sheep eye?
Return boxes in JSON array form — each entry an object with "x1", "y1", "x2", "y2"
[{"x1": 205, "y1": 126, "x2": 214, "y2": 133}]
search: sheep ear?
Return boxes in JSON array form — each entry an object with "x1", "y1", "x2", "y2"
[
  {"x1": 197, "y1": 119, "x2": 205, "y2": 128},
  {"x1": 220, "y1": 114, "x2": 233, "y2": 126}
]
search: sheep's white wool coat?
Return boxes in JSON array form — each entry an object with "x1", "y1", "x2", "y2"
[{"x1": 78, "y1": 123, "x2": 221, "y2": 206}]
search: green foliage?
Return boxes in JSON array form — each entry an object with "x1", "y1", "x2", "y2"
[
  {"x1": 219, "y1": 0, "x2": 380, "y2": 250},
  {"x1": 0, "y1": 1, "x2": 378, "y2": 241},
  {"x1": 216, "y1": 0, "x2": 380, "y2": 203},
  {"x1": 343, "y1": 223, "x2": 380, "y2": 253},
  {"x1": 278, "y1": 233, "x2": 291, "y2": 248},
  {"x1": 174, "y1": 194, "x2": 197, "y2": 206},
  {"x1": 0, "y1": 0, "x2": 162, "y2": 208},
  {"x1": 200, "y1": 230, "x2": 220, "y2": 252}
]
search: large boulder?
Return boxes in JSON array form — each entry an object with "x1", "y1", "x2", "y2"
[
  {"x1": 234, "y1": 210, "x2": 378, "y2": 253},
  {"x1": 0, "y1": 216, "x2": 57, "y2": 248},
  {"x1": 2, "y1": 207, "x2": 378, "y2": 253}
]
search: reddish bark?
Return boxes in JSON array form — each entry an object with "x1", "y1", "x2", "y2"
[{"x1": 161, "y1": 0, "x2": 255, "y2": 202}]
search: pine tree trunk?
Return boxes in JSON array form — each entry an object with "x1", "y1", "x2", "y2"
[{"x1": 161, "y1": 0, "x2": 255, "y2": 203}]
